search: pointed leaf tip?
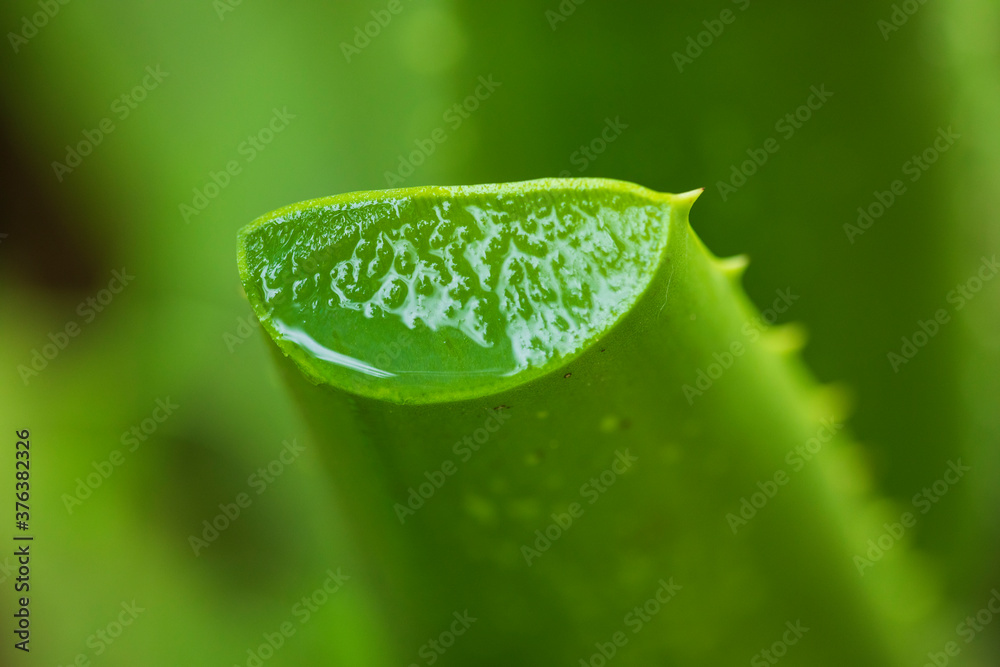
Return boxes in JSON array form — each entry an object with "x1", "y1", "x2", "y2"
[
  {"x1": 762, "y1": 322, "x2": 808, "y2": 355},
  {"x1": 672, "y1": 188, "x2": 704, "y2": 207},
  {"x1": 716, "y1": 254, "x2": 750, "y2": 279}
]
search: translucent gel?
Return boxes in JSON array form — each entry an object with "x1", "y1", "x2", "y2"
[{"x1": 240, "y1": 181, "x2": 671, "y2": 399}]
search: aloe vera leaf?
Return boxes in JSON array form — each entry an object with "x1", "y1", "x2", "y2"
[{"x1": 239, "y1": 178, "x2": 954, "y2": 666}]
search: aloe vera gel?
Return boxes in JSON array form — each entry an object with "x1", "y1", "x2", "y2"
[{"x1": 239, "y1": 180, "x2": 672, "y2": 403}]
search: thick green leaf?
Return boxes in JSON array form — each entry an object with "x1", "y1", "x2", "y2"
[{"x1": 238, "y1": 178, "x2": 963, "y2": 666}]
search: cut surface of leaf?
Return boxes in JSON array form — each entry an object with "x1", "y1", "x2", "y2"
[{"x1": 238, "y1": 178, "x2": 690, "y2": 403}]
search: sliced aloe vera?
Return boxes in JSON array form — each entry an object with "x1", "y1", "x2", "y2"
[
  {"x1": 238, "y1": 178, "x2": 959, "y2": 667},
  {"x1": 238, "y1": 179, "x2": 675, "y2": 403}
]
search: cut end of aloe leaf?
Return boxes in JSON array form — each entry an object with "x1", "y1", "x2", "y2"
[{"x1": 237, "y1": 178, "x2": 695, "y2": 404}]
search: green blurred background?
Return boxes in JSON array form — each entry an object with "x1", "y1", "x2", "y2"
[{"x1": 1, "y1": 0, "x2": 998, "y2": 664}]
